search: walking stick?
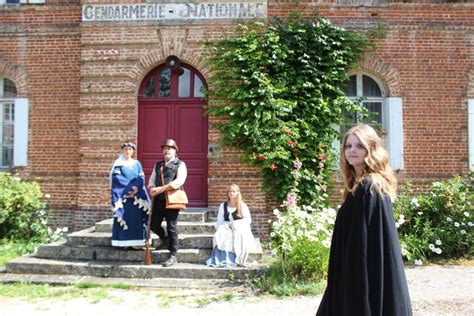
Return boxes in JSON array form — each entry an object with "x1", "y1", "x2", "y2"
[{"x1": 144, "y1": 197, "x2": 154, "y2": 265}]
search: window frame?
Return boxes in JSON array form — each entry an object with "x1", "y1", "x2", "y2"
[
  {"x1": 0, "y1": 0, "x2": 45, "y2": 4},
  {"x1": 346, "y1": 72, "x2": 386, "y2": 127},
  {"x1": 0, "y1": 77, "x2": 28, "y2": 170},
  {"x1": 469, "y1": 99, "x2": 474, "y2": 171},
  {"x1": 139, "y1": 63, "x2": 207, "y2": 99},
  {"x1": 337, "y1": 72, "x2": 404, "y2": 171}
]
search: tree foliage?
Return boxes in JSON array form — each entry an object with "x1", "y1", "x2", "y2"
[{"x1": 205, "y1": 16, "x2": 368, "y2": 205}]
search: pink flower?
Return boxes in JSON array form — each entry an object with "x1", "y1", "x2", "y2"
[
  {"x1": 291, "y1": 169, "x2": 298, "y2": 175},
  {"x1": 293, "y1": 161, "x2": 303, "y2": 169},
  {"x1": 287, "y1": 194, "x2": 297, "y2": 205}
]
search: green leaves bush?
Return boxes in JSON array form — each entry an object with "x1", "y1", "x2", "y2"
[
  {"x1": 394, "y1": 173, "x2": 473, "y2": 265},
  {"x1": 205, "y1": 17, "x2": 368, "y2": 206},
  {"x1": 268, "y1": 161, "x2": 335, "y2": 283},
  {"x1": 0, "y1": 173, "x2": 50, "y2": 241}
]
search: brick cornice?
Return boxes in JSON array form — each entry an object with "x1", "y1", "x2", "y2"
[{"x1": 0, "y1": 58, "x2": 28, "y2": 98}]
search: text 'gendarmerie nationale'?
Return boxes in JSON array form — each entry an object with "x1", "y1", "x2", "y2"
[{"x1": 82, "y1": 3, "x2": 268, "y2": 21}]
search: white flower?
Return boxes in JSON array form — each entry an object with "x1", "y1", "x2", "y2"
[
  {"x1": 460, "y1": 230, "x2": 466, "y2": 234},
  {"x1": 447, "y1": 217, "x2": 452, "y2": 222},
  {"x1": 435, "y1": 248, "x2": 442, "y2": 254},
  {"x1": 270, "y1": 232, "x2": 276, "y2": 237},
  {"x1": 44, "y1": 194, "x2": 51, "y2": 198},
  {"x1": 435, "y1": 239, "x2": 442, "y2": 245},
  {"x1": 429, "y1": 244, "x2": 435, "y2": 251},
  {"x1": 396, "y1": 215, "x2": 406, "y2": 228},
  {"x1": 322, "y1": 239, "x2": 331, "y2": 248},
  {"x1": 62, "y1": 227, "x2": 69, "y2": 232},
  {"x1": 401, "y1": 247, "x2": 408, "y2": 256},
  {"x1": 468, "y1": 222, "x2": 473, "y2": 227},
  {"x1": 454, "y1": 222, "x2": 460, "y2": 227},
  {"x1": 411, "y1": 198, "x2": 420, "y2": 207},
  {"x1": 273, "y1": 209, "x2": 280, "y2": 216},
  {"x1": 414, "y1": 259, "x2": 423, "y2": 266},
  {"x1": 463, "y1": 212, "x2": 469, "y2": 217},
  {"x1": 417, "y1": 212, "x2": 423, "y2": 215}
]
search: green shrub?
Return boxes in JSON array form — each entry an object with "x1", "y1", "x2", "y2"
[
  {"x1": 0, "y1": 173, "x2": 50, "y2": 241},
  {"x1": 268, "y1": 160, "x2": 335, "y2": 283},
  {"x1": 250, "y1": 263, "x2": 326, "y2": 296},
  {"x1": 394, "y1": 174, "x2": 473, "y2": 265}
]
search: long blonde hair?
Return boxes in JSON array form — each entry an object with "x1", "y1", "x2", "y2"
[
  {"x1": 227, "y1": 184, "x2": 243, "y2": 218},
  {"x1": 340, "y1": 124, "x2": 397, "y2": 201}
]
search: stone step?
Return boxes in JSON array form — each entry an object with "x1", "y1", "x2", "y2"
[
  {"x1": 6, "y1": 256, "x2": 265, "y2": 280},
  {"x1": 95, "y1": 218, "x2": 216, "y2": 234},
  {"x1": 35, "y1": 241, "x2": 262, "y2": 263},
  {"x1": 67, "y1": 228, "x2": 214, "y2": 249},
  {"x1": 169, "y1": 208, "x2": 209, "y2": 222},
  {"x1": 36, "y1": 242, "x2": 211, "y2": 263},
  {"x1": 0, "y1": 273, "x2": 244, "y2": 289}
]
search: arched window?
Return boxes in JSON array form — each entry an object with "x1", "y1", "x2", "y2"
[
  {"x1": 139, "y1": 64, "x2": 206, "y2": 98},
  {"x1": 344, "y1": 73, "x2": 386, "y2": 127},
  {"x1": 0, "y1": 77, "x2": 17, "y2": 168},
  {"x1": 342, "y1": 72, "x2": 404, "y2": 170},
  {"x1": 0, "y1": 76, "x2": 28, "y2": 169}
]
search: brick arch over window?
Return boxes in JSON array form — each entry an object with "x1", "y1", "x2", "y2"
[
  {"x1": 357, "y1": 59, "x2": 401, "y2": 97},
  {"x1": 0, "y1": 59, "x2": 28, "y2": 98},
  {"x1": 130, "y1": 50, "x2": 210, "y2": 94},
  {"x1": 129, "y1": 26, "x2": 211, "y2": 90}
]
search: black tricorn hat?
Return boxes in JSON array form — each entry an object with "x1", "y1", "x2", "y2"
[{"x1": 161, "y1": 139, "x2": 179, "y2": 152}]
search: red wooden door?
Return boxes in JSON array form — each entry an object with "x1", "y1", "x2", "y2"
[{"x1": 137, "y1": 64, "x2": 208, "y2": 207}]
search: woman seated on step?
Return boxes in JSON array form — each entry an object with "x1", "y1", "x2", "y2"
[
  {"x1": 206, "y1": 184, "x2": 256, "y2": 267},
  {"x1": 110, "y1": 141, "x2": 150, "y2": 249}
]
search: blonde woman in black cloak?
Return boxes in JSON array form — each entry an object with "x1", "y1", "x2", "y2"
[{"x1": 316, "y1": 124, "x2": 412, "y2": 316}]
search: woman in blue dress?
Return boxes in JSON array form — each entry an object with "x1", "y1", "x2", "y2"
[{"x1": 110, "y1": 141, "x2": 150, "y2": 248}]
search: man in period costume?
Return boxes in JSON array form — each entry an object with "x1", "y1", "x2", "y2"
[{"x1": 148, "y1": 139, "x2": 188, "y2": 267}]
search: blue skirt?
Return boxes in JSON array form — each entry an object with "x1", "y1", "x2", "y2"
[
  {"x1": 206, "y1": 246, "x2": 238, "y2": 267},
  {"x1": 111, "y1": 199, "x2": 147, "y2": 247}
]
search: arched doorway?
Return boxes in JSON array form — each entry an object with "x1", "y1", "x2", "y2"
[{"x1": 138, "y1": 62, "x2": 208, "y2": 207}]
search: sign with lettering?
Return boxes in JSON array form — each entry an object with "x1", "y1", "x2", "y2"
[{"x1": 82, "y1": 2, "x2": 267, "y2": 22}]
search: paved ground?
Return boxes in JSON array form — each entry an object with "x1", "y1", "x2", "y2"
[{"x1": 0, "y1": 264, "x2": 473, "y2": 315}]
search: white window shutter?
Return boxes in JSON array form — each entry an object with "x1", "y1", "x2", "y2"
[
  {"x1": 468, "y1": 99, "x2": 474, "y2": 170},
  {"x1": 14, "y1": 98, "x2": 28, "y2": 166},
  {"x1": 383, "y1": 97, "x2": 404, "y2": 170}
]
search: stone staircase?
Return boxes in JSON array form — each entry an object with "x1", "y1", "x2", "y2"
[{"x1": 5, "y1": 209, "x2": 265, "y2": 281}]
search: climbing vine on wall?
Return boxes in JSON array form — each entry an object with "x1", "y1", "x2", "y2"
[{"x1": 205, "y1": 16, "x2": 370, "y2": 206}]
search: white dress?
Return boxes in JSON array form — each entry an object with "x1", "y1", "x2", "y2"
[{"x1": 206, "y1": 202, "x2": 256, "y2": 267}]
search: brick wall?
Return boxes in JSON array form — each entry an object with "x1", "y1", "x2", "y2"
[
  {"x1": 1, "y1": 0, "x2": 473, "y2": 238},
  {"x1": 0, "y1": 2, "x2": 82, "y2": 228}
]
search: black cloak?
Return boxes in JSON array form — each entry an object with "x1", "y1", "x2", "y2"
[{"x1": 316, "y1": 179, "x2": 412, "y2": 316}]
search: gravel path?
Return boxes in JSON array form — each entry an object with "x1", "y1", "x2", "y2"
[{"x1": 0, "y1": 264, "x2": 472, "y2": 315}]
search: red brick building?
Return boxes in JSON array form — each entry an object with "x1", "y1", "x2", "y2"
[{"x1": 1, "y1": 0, "x2": 473, "y2": 237}]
